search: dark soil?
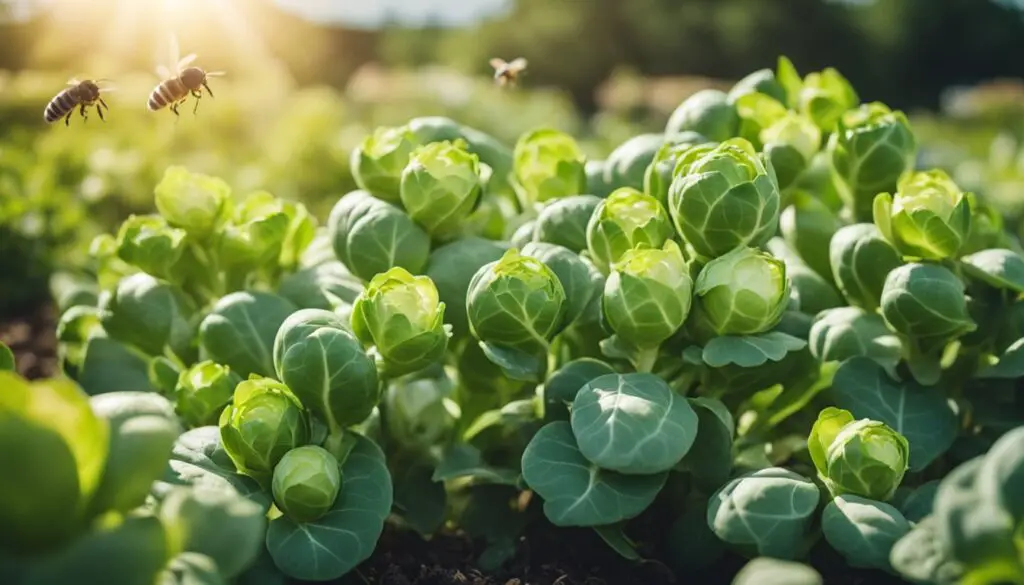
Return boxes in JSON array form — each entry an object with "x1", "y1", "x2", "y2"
[{"x1": 0, "y1": 302, "x2": 59, "y2": 380}]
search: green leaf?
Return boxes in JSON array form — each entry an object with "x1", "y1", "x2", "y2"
[
  {"x1": 961, "y1": 248, "x2": 1024, "y2": 293},
  {"x1": 265, "y1": 433, "x2": 392, "y2": 581},
  {"x1": 701, "y1": 331, "x2": 807, "y2": 368},
  {"x1": 889, "y1": 517, "x2": 964, "y2": 585},
  {"x1": 89, "y1": 392, "x2": 181, "y2": 516},
  {"x1": 593, "y1": 525, "x2": 641, "y2": 560},
  {"x1": 732, "y1": 557, "x2": 822, "y2": 585},
  {"x1": 571, "y1": 373, "x2": 699, "y2": 474},
  {"x1": 392, "y1": 464, "x2": 447, "y2": 537},
  {"x1": 24, "y1": 516, "x2": 171, "y2": 585},
  {"x1": 159, "y1": 553, "x2": 226, "y2": 585},
  {"x1": 77, "y1": 337, "x2": 157, "y2": 396},
  {"x1": 432, "y1": 444, "x2": 520, "y2": 486},
  {"x1": 977, "y1": 337, "x2": 1024, "y2": 379},
  {"x1": 199, "y1": 291, "x2": 297, "y2": 379},
  {"x1": 479, "y1": 341, "x2": 545, "y2": 382},
  {"x1": 707, "y1": 467, "x2": 820, "y2": 560},
  {"x1": 976, "y1": 426, "x2": 1024, "y2": 522},
  {"x1": 520, "y1": 422, "x2": 667, "y2": 527},
  {"x1": 831, "y1": 357, "x2": 958, "y2": 471},
  {"x1": 158, "y1": 485, "x2": 267, "y2": 579},
  {"x1": 542, "y1": 358, "x2": 616, "y2": 421},
  {"x1": 822, "y1": 495, "x2": 912, "y2": 572},
  {"x1": 678, "y1": 397, "x2": 735, "y2": 492},
  {"x1": 0, "y1": 341, "x2": 13, "y2": 371}
]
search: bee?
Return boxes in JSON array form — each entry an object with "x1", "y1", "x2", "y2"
[
  {"x1": 489, "y1": 57, "x2": 528, "y2": 87},
  {"x1": 148, "y1": 36, "x2": 225, "y2": 116},
  {"x1": 44, "y1": 78, "x2": 112, "y2": 126}
]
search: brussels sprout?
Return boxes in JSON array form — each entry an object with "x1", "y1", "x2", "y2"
[
  {"x1": 351, "y1": 267, "x2": 450, "y2": 376},
  {"x1": 350, "y1": 125, "x2": 421, "y2": 203},
  {"x1": 829, "y1": 103, "x2": 917, "y2": 222},
  {"x1": 874, "y1": 169, "x2": 972, "y2": 261},
  {"x1": 521, "y1": 242, "x2": 599, "y2": 331},
  {"x1": 271, "y1": 446, "x2": 341, "y2": 523},
  {"x1": 114, "y1": 215, "x2": 187, "y2": 281},
  {"x1": 603, "y1": 240, "x2": 693, "y2": 353},
  {"x1": 707, "y1": 467, "x2": 821, "y2": 560},
  {"x1": 153, "y1": 166, "x2": 231, "y2": 239},
  {"x1": 808, "y1": 307, "x2": 901, "y2": 370},
  {"x1": 199, "y1": 291, "x2": 297, "y2": 379},
  {"x1": 425, "y1": 237, "x2": 509, "y2": 338},
  {"x1": 880, "y1": 263, "x2": 976, "y2": 342},
  {"x1": 399, "y1": 139, "x2": 482, "y2": 240},
  {"x1": 809, "y1": 407, "x2": 910, "y2": 501},
  {"x1": 765, "y1": 237, "x2": 842, "y2": 316},
  {"x1": 216, "y1": 191, "x2": 293, "y2": 276},
  {"x1": 327, "y1": 190, "x2": 431, "y2": 281},
  {"x1": 467, "y1": 248, "x2": 567, "y2": 353},
  {"x1": 693, "y1": 246, "x2": 790, "y2": 336},
  {"x1": 665, "y1": 89, "x2": 739, "y2": 142},
  {"x1": 602, "y1": 133, "x2": 665, "y2": 191},
  {"x1": 796, "y1": 67, "x2": 859, "y2": 132},
  {"x1": 0, "y1": 373, "x2": 108, "y2": 552},
  {"x1": 99, "y1": 273, "x2": 194, "y2": 359},
  {"x1": 383, "y1": 375, "x2": 459, "y2": 451},
  {"x1": 219, "y1": 377, "x2": 310, "y2": 485},
  {"x1": 174, "y1": 361, "x2": 242, "y2": 428},
  {"x1": 533, "y1": 195, "x2": 603, "y2": 254},
  {"x1": 512, "y1": 128, "x2": 587, "y2": 208},
  {"x1": 667, "y1": 138, "x2": 781, "y2": 259},
  {"x1": 760, "y1": 113, "x2": 822, "y2": 189},
  {"x1": 277, "y1": 261, "x2": 364, "y2": 312},
  {"x1": 643, "y1": 134, "x2": 715, "y2": 207},
  {"x1": 585, "y1": 187, "x2": 673, "y2": 273},
  {"x1": 510, "y1": 220, "x2": 537, "y2": 249},
  {"x1": 407, "y1": 116, "x2": 515, "y2": 197},
  {"x1": 728, "y1": 68, "x2": 788, "y2": 105},
  {"x1": 585, "y1": 159, "x2": 614, "y2": 198},
  {"x1": 829, "y1": 223, "x2": 903, "y2": 312},
  {"x1": 274, "y1": 309, "x2": 380, "y2": 430}
]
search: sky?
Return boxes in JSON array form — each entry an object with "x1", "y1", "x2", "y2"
[{"x1": 271, "y1": 0, "x2": 510, "y2": 27}]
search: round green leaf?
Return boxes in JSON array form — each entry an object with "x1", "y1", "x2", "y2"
[
  {"x1": 832, "y1": 357, "x2": 958, "y2": 471},
  {"x1": 678, "y1": 397, "x2": 735, "y2": 492},
  {"x1": 822, "y1": 494, "x2": 912, "y2": 572},
  {"x1": 701, "y1": 331, "x2": 807, "y2": 368},
  {"x1": 199, "y1": 291, "x2": 297, "y2": 379},
  {"x1": 266, "y1": 433, "x2": 392, "y2": 582},
  {"x1": 961, "y1": 248, "x2": 1024, "y2": 293},
  {"x1": 542, "y1": 358, "x2": 616, "y2": 421},
  {"x1": 731, "y1": 557, "x2": 822, "y2": 585},
  {"x1": 571, "y1": 373, "x2": 699, "y2": 474},
  {"x1": 520, "y1": 422, "x2": 667, "y2": 527}
]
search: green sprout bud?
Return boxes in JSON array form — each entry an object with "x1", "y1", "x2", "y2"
[
  {"x1": 99, "y1": 273, "x2": 194, "y2": 359},
  {"x1": 328, "y1": 190, "x2": 431, "y2": 281},
  {"x1": 271, "y1": 445, "x2": 341, "y2": 523},
  {"x1": 114, "y1": 215, "x2": 186, "y2": 281},
  {"x1": 585, "y1": 187, "x2": 673, "y2": 273},
  {"x1": 666, "y1": 89, "x2": 740, "y2": 142},
  {"x1": 797, "y1": 67, "x2": 859, "y2": 132},
  {"x1": 874, "y1": 169, "x2": 972, "y2": 260},
  {"x1": 351, "y1": 125, "x2": 421, "y2": 203},
  {"x1": 760, "y1": 113, "x2": 822, "y2": 190},
  {"x1": 400, "y1": 139, "x2": 482, "y2": 240},
  {"x1": 604, "y1": 240, "x2": 693, "y2": 350},
  {"x1": 467, "y1": 248, "x2": 567, "y2": 352},
  {"x1": 383, "y1": 375, "x2": 460, "y2": 452},
  {"x1": 829, "y1": 223, "x2": 903, "y2": 312},
  {"x1": 351, "y1": 268, "x2": 450, "y2": 376},
  {"x1": 808, "y1": 407, "x2": 910, "y2": 501},
  {"x1": 174, "y1": 361, "x2": 242, "y2": 428},
  {"x1": 668, "y1": 138, "x2": 781, "y2": 259},
  {"x1": 728, "y1": 68, "x2": 788, "y2": 105},
  {"x1": 880, "y1": 263, "x2": 976, "y2": 341},
  {"x1": 153, "y1": 166, "x2": 231, "y2": 239},
  {"x1": 512, "y1": 128, "x2": 587, "y2": 208},
  {"x1": 829, "y1": 103, "x2": 917, "y2": 222},
  {"x1": 643, "y1": 135, "x2": 715, "y2": 208},
  {"x1": 694, "y1": 246, "x2": 790, "y2": 336},
  {"x1": 219, "y1": 377, "x2": 310, "y2": 486},
  {"x1": 534, "y1": 195, "x2": 603, "y2": 254}
]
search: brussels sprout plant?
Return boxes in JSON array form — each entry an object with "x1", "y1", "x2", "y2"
[{"x1": 36, "y1": 56, "x2": 1024, "y2": 585}]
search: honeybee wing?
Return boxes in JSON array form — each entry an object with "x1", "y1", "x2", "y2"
[
  {"x1": 489, "y1": 58, "x2": 508, "y2": 71},
  {"x1": 205, "y1": 71, "x2": 227, "y2": 78},
  {"x1": 507, "y1": 58, "x2": 528, "y2": 72},
  {"x1": 156, "y1": 64, "x2": 173, "y2": 79},
  {"x1": 178, "y1": 53, "x2": 198, "y2": 70},
  {"x1": 67, "y1": 77, "x2": 81, "y2": 86}
]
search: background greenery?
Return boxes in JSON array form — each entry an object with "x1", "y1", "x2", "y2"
[{"x1": 2, "y1": 0, "x2": 1024, "y2": 317}]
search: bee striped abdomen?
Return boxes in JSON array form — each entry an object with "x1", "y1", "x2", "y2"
[
  {"x1": 44, "y1": 89, "x2": 79, "y2": 123},
  {"x1": 148, "y1": 78, "x2": 187, "y2": 111}
]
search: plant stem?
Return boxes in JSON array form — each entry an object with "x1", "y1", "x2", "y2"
[{"x1": 634, "y1": 346, "x2": 658, "y2": 374}]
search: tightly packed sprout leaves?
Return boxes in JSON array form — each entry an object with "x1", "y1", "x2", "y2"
[{"x1": 7, "y1": 62, "x2": 1022, "y2": 585}]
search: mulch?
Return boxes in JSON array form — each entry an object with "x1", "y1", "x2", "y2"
[{"x1": 0, "y1": 302, "x2": 59, "y2": 380}]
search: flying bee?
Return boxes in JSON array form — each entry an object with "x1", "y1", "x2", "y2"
[
  {"x1": 44, "y1": 78, "x2": 113, "y2": 126},
  {"x1": 148, "y1": 35, "x2": 225, "y2": 116},
  {"x1": 489, "y1": 57, "x2": 527, "y2": 87}
]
